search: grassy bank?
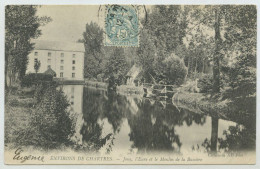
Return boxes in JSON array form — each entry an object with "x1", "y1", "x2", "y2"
[
  {"x1": 173, "y1": 92, "x2": 230, "y2": 120},
  {"x1": 5, "y1": 83, "x2": 76, "y2": 150},
  {"x1": 173, "y1": 90, "x2": 256, "y2": 129},
  {"x1": 5, "y1": 88, "x2": 35, "y2": 148}
]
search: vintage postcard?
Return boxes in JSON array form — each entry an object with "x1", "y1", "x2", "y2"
[{"x1": 4, "y1": 4, "x2": 256, "y2": 164}]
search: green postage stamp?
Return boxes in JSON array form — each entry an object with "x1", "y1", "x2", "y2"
[{"x1": 105, "y1": 5, "x2": 139, "y2": 47}]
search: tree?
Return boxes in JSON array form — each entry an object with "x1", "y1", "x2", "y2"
[
  {"x1": 220, "y1": 6, "x2": 256, "y2": 127},
  {"x1": 104, "y1": 48, "x2": 129, "y2": 89},
  {"x1": 15, "y1": 86, "x2": 75, "y2": 149},
  {"x1": 80, "y1": 22, "x2": 105, "y2": 79},
  {"x1": 212, "y1": 7, "x2": 222, "y2": 93},
  {"x1": 184, "y1": 6, "x2": 222, "y2": 92},
  {"x1": 154, "y1": 53, "x2": 188, "y2": 85},
  {"x1": 34, "y1": 60, "x2": 41, "y2": 73},
  {"x1": 187, "y1": 5, "x2": 256, "y2": 94},
  {"x1": 5, "y1": 5, "x2": 51, "y2": 87},
  {"x1": 143, "y1": 5, "x2": 188, "y2": 56},
  {"x1": 136, "y1": 29, "x2": 156, "y2": 82},
  {"x1": 135, "y1": 5, "x2": 189, "y2": 83}
]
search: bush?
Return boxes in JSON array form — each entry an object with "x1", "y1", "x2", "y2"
[
  {"x1": 97, "y1": 73, "x2": 104, "y2": 82},
  {"x1": 8, "y1": 98, "x2": 19, "y2": 107},
  {"x1": 197, "y1": 74, "x2": 213, "y2": 93},
  {"x1": 21, "y1": 73, "x2": 53, "y2": 87},
  {"x1": 15, "y1": 86, "x2": 75, "y2": 149},
  {"x1": 154, "y1": 53, "x2": 188, "y2": 86},
  {"x1": 33, "y1": 82, "x2": 58, "y2": 103}
]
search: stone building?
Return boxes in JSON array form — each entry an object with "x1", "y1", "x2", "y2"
[{"x1": 26, "y1": 40, "x2": 85, "y2": 80}]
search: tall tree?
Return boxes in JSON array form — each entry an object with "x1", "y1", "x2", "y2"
[
  {"x1": 143, "y1": 5, "x2": 188, "y2": 56},
  {"x1": 212, "y1": 7, "x2": 221, "y2": 93},
  {"x1": 5, "y1": 5, "x2": 51, "y2": 87},
  {"x1": 34, "y1": 60, "x2": 41, "y2": 74},
  {"x1": 80, "y1": 22, "x2": 104, "y2": 79},
  {"x1": 136, "y1": 29, "x2": 156, "y2": 82},
  {"x1": 136, "y1": 5, "x2": 189, "y2": 83},
  {"x1": 105, "y1": 47, "x2": 129, "y2": 88}
]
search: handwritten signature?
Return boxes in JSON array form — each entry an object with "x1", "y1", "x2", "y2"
[{"x1": 13, "y1": 148, "x2": 45, "y2": 163}]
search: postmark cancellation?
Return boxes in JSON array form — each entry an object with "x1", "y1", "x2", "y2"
[{"x1": 105, "y1": 5, "x2": 139, "y2": 47}]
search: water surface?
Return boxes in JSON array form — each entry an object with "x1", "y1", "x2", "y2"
[{"x1": 61, "y1": 85, "x2": 255, "y2": 155}]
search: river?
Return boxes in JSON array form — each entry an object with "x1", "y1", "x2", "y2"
[{"x1": 60, "y1": 85, "x2": 255, "y2": 155}]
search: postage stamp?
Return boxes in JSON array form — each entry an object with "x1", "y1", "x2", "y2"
[{"x1": 104, "y1": 5, "x2": 139, "y2": 47}]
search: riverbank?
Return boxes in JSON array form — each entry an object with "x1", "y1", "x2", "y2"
[
  {"x1": 173, "y1": 92, "x2": 232, "y2": 120},
  {"x1": 5, "y1": 84, "x2": 76, "y2": 150},
  {"x1": 85, "y1": 80, "x2": 107, "y2": 89},
  {"x1": 84, "y1": 80, "x2": 231, "y2": 120},
  {"x1": 5, "y1": 88, "x2": 35, "y2": 147},
  {"x1": 54, "y1": 78, "x2": 85, "y2": 85},
  {"x1": 84, "y1": 80, "x2": 144, "y2": 95}
]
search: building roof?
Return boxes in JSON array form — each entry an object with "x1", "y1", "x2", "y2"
[
  {"x1": 31, "y1": 40, "x2": 85, "y2": 52},
  {"x1": 44, "y1": 68, "x2": 56, "y2": 77}
]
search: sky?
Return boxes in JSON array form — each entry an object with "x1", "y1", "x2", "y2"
[
  {"x1": 36, "y1": 5, "x2": 148, "y2": 43},
  {"x1": 36, "y1": 5, "x2": 106, "y2": 42}
]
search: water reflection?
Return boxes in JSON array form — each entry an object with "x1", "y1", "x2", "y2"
[{"x1": 61, "y1": 85, "x2": 255, "y2": 154}]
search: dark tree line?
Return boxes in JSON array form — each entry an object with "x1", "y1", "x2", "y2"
[
  {"x1": 5, "y1": 5, "x2": 51, "y2": 88},
  {"x1": 81, "y1": 5, "x2": 256, "y2": 99}
]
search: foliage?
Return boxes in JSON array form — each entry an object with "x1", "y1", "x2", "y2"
[
  {"x1": 34, "y1": 59, "x2": 41, "y2": 73},
  {"x1": 219, "y1": 6, "x2": 256, "y2": 121},
  {"x1": 5, "y1": 5, "x2": 51, "y2": 87},
  {"x1": 218, "y1": 125, "x2": 255, "y2": 152},
  {"x1": 80, "y1": 22, "x2": 106, "y2": 79},
  {"x1": 197, "y1": 74, "x2": 213, "y2": 93},
  {"x1": 136, "y1": 29, "x2": 156, "y2": 81},
  {"x1": 8, "y1": 98, "x2": 19, "y2": 107},
  {"x1": 154, "y1": 53, "x2": 187, "y2": 85},
  {"x1": 33, "y1": 82, "x2": 57, "y2": 103},
  {"x1": 104, "y1": 48, "x2": 129, "y2": 87},
  {"x1": 21, "y1": 73, "x2": 53, "y2": 87},
  {"x1": 143, "y1": 5, "x2": 188, "y2": 56},
  {"x1": 15, "y1": 86, "x2": 75, "y2": 149}
]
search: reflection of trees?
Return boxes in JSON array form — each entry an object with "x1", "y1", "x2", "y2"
[
  {"x1": 211, "y1": 117, "x2": 218, "y2": 152},
  {"x1": 226, "y1": 97, "x2": 256, "y2": 130},
  {"x1": 218, "y1": 125, "x2": 255, "y2": 152},
  {"x1": 219, "y1": 95, "x2": 256, "y2": 152},
  {"x1": 80, "y1": 87, "x2": 214, "y2": 154},
  {"x1": 102, "y1": 91, "x2": 127, "y2": 133},
  {"x1": 201, "y1": 118, "x2": 255, "y2": 153},
  {"x1": 127, "y1": 99, "x2": 207, "y2": 154},
  {"x1": 80, "y1": 87, "x2": 112, "y2": 152}
]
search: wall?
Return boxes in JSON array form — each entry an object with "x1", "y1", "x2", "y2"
[{"x1": 26, "y1": 50, "x2": 84, "y2": 80}]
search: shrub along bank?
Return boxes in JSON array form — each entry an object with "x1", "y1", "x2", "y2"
[{"x1": 5, "y1": 79, "x2": 76, "y2": 150}]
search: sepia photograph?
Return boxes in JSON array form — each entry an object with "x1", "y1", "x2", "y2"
[{"x1": 3, "y1": 4, "x2": 256, "y2": 164}]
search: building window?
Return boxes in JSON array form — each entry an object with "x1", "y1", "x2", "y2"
[
  {"x1": 60, "y1": 66, "x2": 64, "y2": 70},
  {"x1": 72, "y1": 66, "x2": 75, "y2": 70},
  {"x1": 60, "y1": 72, "x2": 63, "y2": 78},
  {"x1": 73, "y1": 54, "x2": 76, "y2": 58},
  {"x1": 72, "y1": 73, "x2": 75, "y2": 78},
  {"x1": 48, "y1": 52, "x2": 51, "y2": 57},
  {"x1": 61, "y1": 53, "x2": 64, "y2": 57},
  {"x1": 34, "y1": 52, "x2": 38, "y2": 56},
  {"x1": 47, "y1": 58, "x2": 51, "y2": 64},
  {"x1": 47, "y1": 65, "x2": 51, "y2": 69},
  {"x1": 61, "y1": 60, "x2": 64, "y2": 64},
  {"x1": 72, "y1": 60, "x2": 75, "y2": 64},
  {"x1": 34, "y1": 58, "x2": 38, "y2": 62}
]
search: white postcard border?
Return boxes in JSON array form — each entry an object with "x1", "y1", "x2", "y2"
[{"x1": 0, "y1": 0, "x2": 259, "y2": 169}]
